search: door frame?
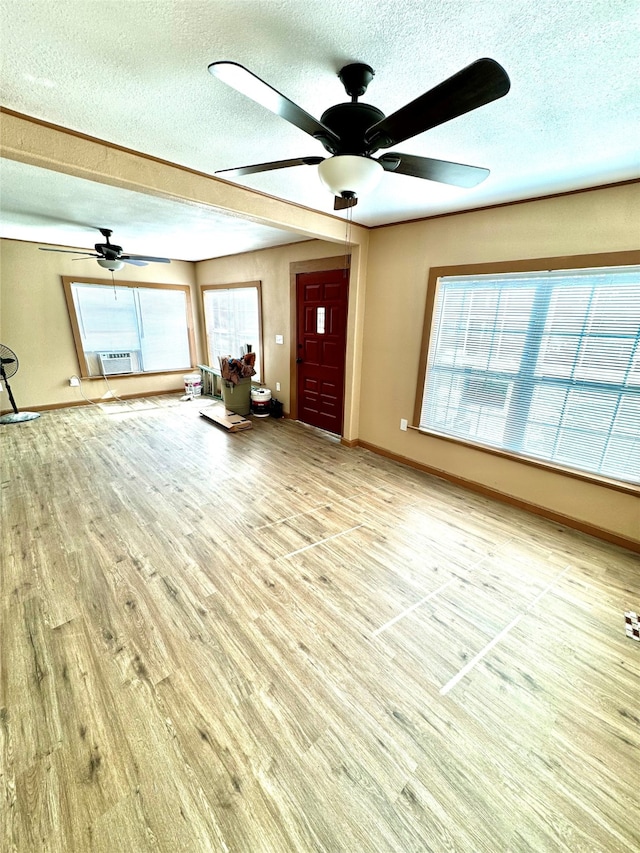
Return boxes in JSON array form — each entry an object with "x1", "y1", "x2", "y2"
[{"x1": 289, "y1": 255, "x2": 350, "y2": 427}]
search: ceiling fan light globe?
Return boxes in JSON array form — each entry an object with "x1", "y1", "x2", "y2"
[
  {"x1": 97, "y1": 258, "x2": 125, "y2": 272},
  {"x1": 317, "y1": 155, "x2": 383, "y2": 199}
]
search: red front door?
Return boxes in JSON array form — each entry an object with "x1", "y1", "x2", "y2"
[{"x1": 296, "y1": 268, "x2": 349, "y2": 434}]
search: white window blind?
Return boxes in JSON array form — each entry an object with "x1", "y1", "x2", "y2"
[
  {"x1": 136, "y1": 287, "x2": 191, "y2": 371},
  {"x1": 71, "y1": 282, "x2": 192, "y2": 375},
  {"x1": 420, "y1": 265, "x2": 640, "y2": 485},
  {"x1": 203, "y1": 285, "x2": 262, "y2": 381},
  {"x1": 73, "y1": 284, "x2": 138, "y2": 353}
]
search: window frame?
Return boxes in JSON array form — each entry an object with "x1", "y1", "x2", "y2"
[
  {"x1": 62, "y1": 276, "x2": 197, "y2": 378},
  {"x1": 199, "y1": 281, "x2": 264, "y2": 382},
  {"x1": 413, "y1": 250, "x2": 640, "y2": 496}
]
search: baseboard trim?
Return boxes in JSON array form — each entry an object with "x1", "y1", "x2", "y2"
[
  {"x1": 354, "y1": 439, "x2": 639, "y2": 554},
  {"x1": 1, "y1": 388, "x2": 182, "y2": 415},
  {"x1": 340, "y1": 437, "x2": 359, "y2": 448}
]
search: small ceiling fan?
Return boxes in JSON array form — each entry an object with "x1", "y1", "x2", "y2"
[
  {"x1": 208, "y1": 58, "x2": 510, "y2": 210},
  {"x1": 39, "y1": 227, "x2": 171, "y2": 270}
]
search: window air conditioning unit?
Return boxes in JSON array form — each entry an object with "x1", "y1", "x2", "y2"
[{"x1": 98, "y1": 351, "x2": 134, "y2": 375}]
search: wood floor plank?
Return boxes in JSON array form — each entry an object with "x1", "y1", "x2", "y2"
[
  {"x1": 2, "y1": 597, "x2": 64, "y2": 777},
  {"x1": 1, "y1": 396, "x2": 638, "y2": 852}
]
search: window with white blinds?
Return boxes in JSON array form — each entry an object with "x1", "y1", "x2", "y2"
[
  {"x1": 64, "y1": 279, "x2": 194, "y2": 377},
  {"x1": 201, "y1": 282, "x2": 263, "y2": 382},
  {"x1": 419, "y1": 264, "x2": 640, "y2": 485}
]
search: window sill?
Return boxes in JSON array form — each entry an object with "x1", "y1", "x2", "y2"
[
  {"x1": 409, "y1": 425, "x2": 640, "y2": 497},
  {"x1": 80, "y1": 368, "x2": 194, "y2": 380}
]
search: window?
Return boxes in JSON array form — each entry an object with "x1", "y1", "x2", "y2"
[
  {"x1": 417, "y1": 255, "x2": 640, "y2": 486},
  {"x1": 201, "y1": 282, "x2": 263, "y2": 382},
  {"x1": 63, "y1": 277, "x2": 195, "y2": 377}
]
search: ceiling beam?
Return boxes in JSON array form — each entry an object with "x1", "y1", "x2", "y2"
[{"x1": 0, "y1": 108, "x2": 369, "y2": 248}]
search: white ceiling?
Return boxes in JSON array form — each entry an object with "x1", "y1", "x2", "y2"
[{"x1": 1, "y1": 0, "x2": 639, "y2": 262}]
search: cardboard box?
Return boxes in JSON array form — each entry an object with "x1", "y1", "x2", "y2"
[{"x1": 200, "y1": 404, "x2": 252, "y2": 432}]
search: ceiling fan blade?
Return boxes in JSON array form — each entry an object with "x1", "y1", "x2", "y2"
[
  {"x1": 121, "y1": 254, "x2": 171, "y2": 263},
  {"x1": 39, "y1": 247, "x2": 96, "y2": 256},
  {"x1": 334, "y1": 195, "x2": 358, "y2": 211},
  {"x1": 215, "y1": 156, "x2": 324, "y2": 178},
  {"x1": 379, "y1": 152, "x2": 490, "y2": 187},
  {"x1": 208, "y1": 61, "x2": 340, "y2": 148},
  {"x1": 365, "y1": 58, "x2": 510, "y2": 150},
  {"x1": 121, "y1": 258, "x2": 148, "y2": 267}
]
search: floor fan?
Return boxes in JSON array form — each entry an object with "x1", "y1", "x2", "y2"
[{"x1": 0, "y1": 344, "x2": 40, "y2": 424}]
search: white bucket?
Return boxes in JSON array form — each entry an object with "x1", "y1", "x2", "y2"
[
  {"x1": 250, "y1": 387, "x2": 271, "y2": 417},
  {"x1": 184, "y1": 372, "x2": 202, "y2": 397}
]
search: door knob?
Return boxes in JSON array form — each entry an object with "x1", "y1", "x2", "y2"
[{"x1": 296, "y1": 358, "x2": 303, "y2": 363}]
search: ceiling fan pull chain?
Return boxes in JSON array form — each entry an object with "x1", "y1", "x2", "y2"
[{"x1": 343, "y1": 204, "x2": 354, "y2": 274}]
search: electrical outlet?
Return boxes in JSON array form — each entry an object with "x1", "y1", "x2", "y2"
[
  {"x1": 275, "y1": 382, "x2": 281, "y2": 392},
  {"x1": 69, "y1": 376, "x2": 80, "y2": 387},
  {"x1": 400, "y1": 418, "x2": 408, "y2": 431}
]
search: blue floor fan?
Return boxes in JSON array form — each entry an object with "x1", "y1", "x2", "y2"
[{"x1": 0, "y1": 344, "x2": 40, "y2": 424}]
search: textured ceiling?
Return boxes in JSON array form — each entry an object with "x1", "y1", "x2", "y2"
[
  {"x1": 1, "y1": 0, "x2": 639, "y2": 261},
  {"x1": 0, "y1": 159, "x2": 309, "y2": 261}
]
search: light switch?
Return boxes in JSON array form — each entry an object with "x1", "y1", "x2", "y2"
[{"x1": 275, "y1": 334, "x2": 284, "y2": 345}]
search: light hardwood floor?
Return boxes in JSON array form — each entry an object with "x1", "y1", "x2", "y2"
[{"x1": 1, "y1": 395, "x2": 639, "y2": 852}]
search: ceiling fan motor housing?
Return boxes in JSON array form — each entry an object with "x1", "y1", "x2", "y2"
[
  {"x1": 95, "y1": 243, "x2": 123, "y2": 259},
  {"x1": 95, "y1": 228, "x2": 122, "y2": 260},
  {"x1": 319, "y1": 102, "x2": 386, "y2": 156}
]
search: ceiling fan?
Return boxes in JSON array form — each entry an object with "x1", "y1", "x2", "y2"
[
  {"x1": 208, "y1": 58, "x2": 511, "y2": 210},
  {"x1": 39, "y1": 227, "x2": 171, "y2": 270}
]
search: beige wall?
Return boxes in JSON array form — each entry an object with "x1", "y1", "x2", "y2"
[
  {"x1": 360, "y1": 183, "x2": 640, "y2": 544},
  {"x1": 0, "y1": 238, "x2": 199, "y2": 408}
]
